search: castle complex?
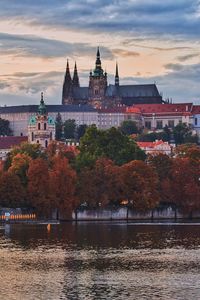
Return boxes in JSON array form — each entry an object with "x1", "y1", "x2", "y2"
[{"x1": 62, "y1": 48, "x2": 163, "y2": 108}]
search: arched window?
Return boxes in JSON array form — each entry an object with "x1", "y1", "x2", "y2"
[
  {"x1": 37, "y1": 140, "x2": 39, "y2": 144},
  {"x1": 31, "y1": 132, "x2": 34, "y2": 142},
  {"x1": 38, "y1": 123, "x2": 41, "y2": 130},
  {"x1": 50, "y1": 132, "x2": 52, "y2": 140},
  {"x1": 44, "y1": 123, "x2": 47, "y2": 130},
  {"x1": 45, "y1": 140, "x2": 48, "y2": 148}
]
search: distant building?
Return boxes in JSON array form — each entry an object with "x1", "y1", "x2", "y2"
[
  {"x1": 62, "y1": 48, "x2": 163, "y2": 108},
  {"x1": 137, "y1": 140, "x2": 174, "y2": 156},
  {"x1": 192, "y1": 105, "x2": 200, "y2": 138},
  {"x1": 0, "y1": 136, "x2": 27, "y2": 161},
  {"x1": 28, "y1": 93, "x2": 55, "y2": 148},
  {"x1": 98, "y1": 106, "x2": 142, "y2": 130},
  {"x1": 134, "y1": 103, "x2": 194, "y2": 130},
  {"x1": 0, "y1": 104, "x2": 98, "y2": 137}
]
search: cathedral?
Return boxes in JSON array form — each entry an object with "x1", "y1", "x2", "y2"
[{"x1": 62, "y1": 48, "x2": 163, "y2": 108}]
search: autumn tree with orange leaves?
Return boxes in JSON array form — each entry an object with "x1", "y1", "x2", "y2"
[
  {"x1": 120, "y1": 160, "x2": 160, "y2": 212},
  {"x1": 27, "y1": 158, "x2": 51, "y2": 217},
  {"x1": 49, "y1": 155, "x2": 77, "y2": 219},
  {"x1": 0, "y1": 172, "x2": 26, "y2": 207},
  {"x1": 76, "y1": 158, "x2": 122, "y2": 208}
]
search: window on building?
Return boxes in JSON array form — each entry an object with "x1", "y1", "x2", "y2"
[
  {"x1": 37, "y1": 140, "x2": 39, "y2": 144},
  {"x1": 145, "y1": 121, "x2": 151, "y2": 129},
  {"x1": 45, "y1": 140, "x2": 48, "y2": 148},
  {"x1": 168, "y1": 120, "x2": 174, "y2": 128},
  {"x1": 38, "y1": 123, "x2": 41, "y2": 130},
  {"x1": 50, "y1": 132, "x2": 52, "y2": 140},
  {"x1": 44, "y1": 123, "x2": 47, "y2": 130},
  {"x1": 195, "y1": 118, "x2": 198, "y2": 126},
  {"x1": 31, "y1": 132, "x2": 34, "y2": 142},
  {"x1": 156, "y1": 121, "x2": 163, "y2": 129},
  {"x1": 95, "y1": 89, "x2": 99, "y2": 95}
]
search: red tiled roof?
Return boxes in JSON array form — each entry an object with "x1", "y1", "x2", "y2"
[
  {"x1": 0, "y1": 136, "x2": 28, "y2": 149},
  {"x1": 137, "y1": 140, "x2": 167, "y2": 149},
  {"x1": 192, "y1": 105, "x2": 200, "y2": 114},
  {"x1": 133, "y1": 103, "x2": 193, "y2": 115}
]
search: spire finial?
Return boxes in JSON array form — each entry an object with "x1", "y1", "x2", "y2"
[{"x1": 115, "y1": 62, "x2": 119, "y2": 86}]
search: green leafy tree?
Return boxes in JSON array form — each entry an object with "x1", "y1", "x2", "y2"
[
  {"x1": 64, "y1": 119, "x2": 76, "y2": 139},
  {"x1": 173, "y1": 123, "x2": 198, "y2": 145},
  {"x1": 55, "y1": 113, "x2": 63, "y2": 141},
  {"x1": 76, "y1": 124, "x2": 88, "y2": 140},
  {"x1": 0, "y1": 118, "x2": 12, "y2": 136},
  {"x1": 119, "y1": 120, "x2": 139, "y2": 135},
  {"x1": 137, "y1": 131, "x2": 169, "y2": 142},
  {"x1": 77, "y1": 125, "x2": 146, "y2": 170}
]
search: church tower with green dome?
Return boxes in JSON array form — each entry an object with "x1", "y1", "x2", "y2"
[{"x1": 28, "y1": 93, "x2": 55, "y2": 148}]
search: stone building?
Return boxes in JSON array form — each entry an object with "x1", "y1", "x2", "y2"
[
  {"x1": 28, "y1": 93, "x2": 55, "y2": 148},
  {"x1": 62, "y1": 48, "x2": 163, "y2": 108}
]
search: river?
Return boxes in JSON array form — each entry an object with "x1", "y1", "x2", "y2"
[{"x1": 0, "y1": 222, "x2": 200, "y2": 300}]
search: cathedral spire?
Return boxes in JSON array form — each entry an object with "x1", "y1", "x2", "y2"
[
  {"x1": 72, "y1": 62, "x2": 80, "y2": 87},
  {"x1": 62, "y1": 59, "x2": 72, "y2": 104},
  {"x1": 96, "y1": 47, "x2": 101, "y2": 70},
  {"x1": 115, "y1": 62, "x2": 119, "y2": 86}
]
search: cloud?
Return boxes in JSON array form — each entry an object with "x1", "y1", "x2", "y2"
[
  {"x1": 177, "y1": 53, "x2": 199, "y2": 62},
  {"x1": 0, "y1": 33, "x2": 113, "y2": 59},
  {"x1": 164, "y1": 63, "x2": 184, "y2": 71},
  {"x1": 112, "y1": 49, "x2": 140, "y2": 58},
  {"x1": 0, "y1": 1, "x2": 200, "y2": 39}
]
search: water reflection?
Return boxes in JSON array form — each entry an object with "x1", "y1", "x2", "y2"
[{"x1": 1, "y1": 222, "x2": 200, "y2": 299}]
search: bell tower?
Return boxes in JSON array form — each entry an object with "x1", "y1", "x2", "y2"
[{"x1": 88, "y1": 47, "x2": 107, "y2": 107}]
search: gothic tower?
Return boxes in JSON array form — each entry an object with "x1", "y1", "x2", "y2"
[
  {"x1": 72, "y1": 62, "x2": 80, "y2": 87},
  {"x1": 88, "y1": 47, "x2": 107, "y2": 107},
  {"x1": 62, "y1": 60, "x2": 72, "y2": 104}
]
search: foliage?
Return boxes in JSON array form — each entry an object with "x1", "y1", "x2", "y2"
[
  {"x1": 27, "y1": 158, "x2": 51, "y2": 217},
  {"x1": 173, "y1": 123, "x2": 198, "y2": 145},
  {"x1": 8, "y1": 153, "x2": 32, "y2": 186},
  {"x1": 137, "y1": 131, "x2": 169, "y2": 142},
  {"x1": 76, "y1": 158, "x2": 121, "y2": 208},
  {"x1": 77, "y1": 125, "x2": 146, "y2": 169},
  {"x1": 55, "y1": 113, "x2": 63, "y2": 141},
  {"x1": 120, "y1": 160, "x2": 160, "y2": 211},
  {"x1": 76, "y1": 124, "x2": 88, "y2": 140},
  {"x1": 0, "y1": 172, "x2": 26, "y2": 207},
  {"x1": 63, "y1": 119, "x2": 76, "y2": 139},
  {"x1": 175, "y1": 144, "x2": 200, "y2": 160},
  {"x1": 119, "y1": 120, "x2": 139, "y2": 135},
  {"x1": 49, "y1": 156, "x2": 77, "y2": 217},
  {"x1": 0, "y1": 118, "x2": 12, "y2": 136}
]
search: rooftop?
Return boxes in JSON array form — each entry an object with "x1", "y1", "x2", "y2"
[{"x1": 0, "y1": 136, "x2": 28, "y2": 149}]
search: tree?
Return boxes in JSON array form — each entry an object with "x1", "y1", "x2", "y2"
[
  {"x1": 169, "y1": 158, "x2": 200, "y2": 215},
  {"x1": 27, "y1": 158, "x2": 51, "y2": 217},
  {"x1": 55, "y1": 113, "x2": 63, "y2": 141},
  {"x1": 120, "y1": 160, "x2": 160, "y2": 211},
  {"x1": 49, "y1": 155, "x2": 77, "y2": 218},
  {"x1": 119, "y1": 120, "x2": 139, "y2": 135},
  {"x1": 63, "y1": 119, "x2": 76, "y2": 139},
  {"x1": 175, "y1": 144, "x2": 200, "y2": 161},
  {"x1": 148, "y1": 153, "x2": 173, "y2": 203},
  {"x1": 76, "y1": 158, "x2": 122, "y2": 208},
  {"x1": 0, "y1": 172, "x2": 26, "y2": 207},
  {"x1": 77, "y1": 125, "x2": 146, "y2": 169},
  {"x1": 173, "y1": 123, "x2": 198, "y2": 145},
  {"x1": 8, "y1": 153, "x2": 32, "y2": 186},
  {"x1": 76, "y1": 124, "x2": 88, "y2": 140},
  {"x1": 137, "y1": 131, "x2": 169, "y2": 142},
  {"x1": 0, "y1": 118, "x2": 12, "y2": 136}
]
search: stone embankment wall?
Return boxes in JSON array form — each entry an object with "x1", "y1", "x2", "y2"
[{"x1": 72, "y1": 206, "x2": 200, "y2": 221}]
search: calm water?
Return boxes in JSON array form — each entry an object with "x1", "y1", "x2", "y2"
[{"x1": 1, "y1": 222, "x2": 200, "y2": 300}]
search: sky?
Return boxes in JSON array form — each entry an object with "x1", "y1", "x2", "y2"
[{"x1": 0, "y1": 0, "x2": 200, "y2": 106}]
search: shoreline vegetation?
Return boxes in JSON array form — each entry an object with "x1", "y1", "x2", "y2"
[{"x1": 0, "y1": 126, "x2": 200, "y2": 221}]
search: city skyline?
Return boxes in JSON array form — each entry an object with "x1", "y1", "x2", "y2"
[{"x1": 0, "y1": 0, "x2": 200, "y2": 106}]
